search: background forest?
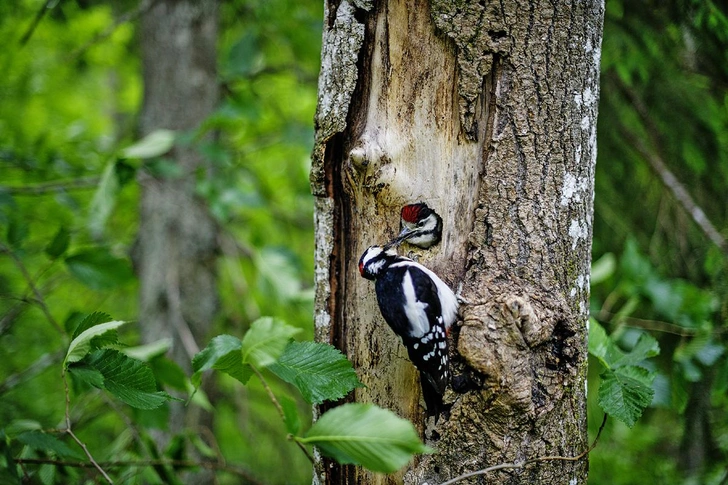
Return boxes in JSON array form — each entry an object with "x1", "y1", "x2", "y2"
[{"x1": 0, "y1": 0, "x2": 726, "y2": 484}]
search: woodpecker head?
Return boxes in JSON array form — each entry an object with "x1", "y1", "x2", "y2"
[
  {"x1": 393, "y1": 202, "x2": 443, "y2": 249},
  {"x1": 358, "y1": 245, "x2": 398, "y2": 280}
]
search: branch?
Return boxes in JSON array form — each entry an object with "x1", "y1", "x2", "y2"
[
  {"x1": 593, "y1": 310, "x2": 698, "y2": 337},
  {"x1": 0, "y1": 243, "x2": 64, "y2": 335},
  {"x1": 438, "y1": 414, "x2": 608, "y2": 485},
  {"x1": 63, "y1": 372, "x2": 114, "y2": 483},
  {"x1": 12, "y1": 457, "x2": 263, "y2": 484},
  {"x1": 611, "y1": 74, "x2": 727, "y2": 252},
  {"x1": 67, "y1": 0, "x2": 156, "y2": 61},
  {"x1": 250, "y1": 365, "x2": 315, "y2": 464},
  {"x1": 19, "y1": 0, "x2": 58, "y2": 46},
  {"x1": 0, "y1": 176, "x2": 100, "y2": 195}
]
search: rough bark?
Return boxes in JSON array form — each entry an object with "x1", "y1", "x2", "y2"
[
  {"x1": 312, "y1": 0, "x2": 603, "y2": 484},
  {"x1": 133, "y1": 0, "x2": 219, "y2": 462}
]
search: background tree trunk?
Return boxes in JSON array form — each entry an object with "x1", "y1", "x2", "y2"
[
  {"x1": 133, "y1": 0, "x2": 219, "y2": 461},
  {"x1": 312, "y1": 0, "x2": 603, "y2": 483}
]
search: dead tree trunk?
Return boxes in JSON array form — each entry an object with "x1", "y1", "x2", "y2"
[{"x1": 311, "y1": 0, "x2": 603, "y2": 484}]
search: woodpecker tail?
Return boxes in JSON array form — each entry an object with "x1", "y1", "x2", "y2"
[{"x1": 420, "y1": 372, "x2": 445, "y2": 417}]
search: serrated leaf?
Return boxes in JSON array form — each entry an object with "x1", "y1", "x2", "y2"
[
  {"x1": 121, "y1": 129, "x2": 175, "y2": 159},
  {"x1": 269, "y1": 342, "x2": 364, "y2": 404},
  {"x1": 192, "y1": 334, "x2": 250, "y2": 384},
  {"x1": 17, "y1": 431, "x2": 82, "y2": 459},
  {"x1": 67, "y1": 364, "x2": 105, "y2": 389},
  {"x1": 87, "y1": 349, "x2": 174, "y2": 410},
  {"x1": 64, "y1": 320, "x2": 127, "y2": 367},
  {"x1": 72, "y1": 312, "x2": 112, "y2": 339},
  {"x1": 300, "y1": 403, "x2": 432, "y2": 473},
  {"x1": 598, "y1": 366, "x2": 655, "y2": 427},
  {"x1": 45, "y1": 226, "x2": 70, "y2": 259},
  {"x1": 65, "y1": 248, "x2": 134, "y2": 290},
  {"x1": 589, "y1": 320, "x2": 659, "y2": 369},
  {"x1": 241, "y1": 317, "x2": 300, "y2": 368},
  {"x1": 613, "y1": 332, "x2": 660, "y2": 367}
]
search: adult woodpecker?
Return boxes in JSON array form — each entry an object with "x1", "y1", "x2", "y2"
[
  {"x1": 394, "y1": 202, "x2": 443, "y2": 249},
  {"x1": 358, "y1": 245, "x2": 458, "y2": 414}
]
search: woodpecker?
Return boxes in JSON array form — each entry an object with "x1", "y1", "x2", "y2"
[
  {"x1": 394, "y1": 202, "x2": 443, "y2": 249},
  {"x1": 358, "y1": 245, "x2": 458, "y2": 413}
]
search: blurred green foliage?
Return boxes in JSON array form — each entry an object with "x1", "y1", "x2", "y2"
[
  {"x1": 0, "y1": 0, "x2": 727, "y2": 483},
  {"x1": 590, "y1": 0, "x2": 728, "y2": 483}
]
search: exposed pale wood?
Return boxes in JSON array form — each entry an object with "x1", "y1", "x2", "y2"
[{"x1": 312, "y1": 0, "x2": 604, "y2": 483}]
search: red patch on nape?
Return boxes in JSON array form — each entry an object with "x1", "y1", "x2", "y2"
[
  {"x1": 401, "y1": 203, "x2": 424, "y2": 223},
  {"x1": 358, "y1": 260, "x2": 364, "y2": 276}
]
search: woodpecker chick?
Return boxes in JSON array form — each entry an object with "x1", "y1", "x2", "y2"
[
  {"x1": 358, "y1": 245, "x2": 458, "y2": 413},
  {"x1": 394, "y1": 202, "x2": 443, "y2": 249}
]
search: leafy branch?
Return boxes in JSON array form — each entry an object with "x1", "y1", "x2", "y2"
[{"x1": 192, "y1": 318, "x2": 431, "y2": 474}]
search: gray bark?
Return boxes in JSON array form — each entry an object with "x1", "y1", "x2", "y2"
[
  {"x1": 133, "y1": 0, "x2": 219, "y2": 468},
  {"x1": 312, "y1": 0, "x2": 603, "y2": 484}
]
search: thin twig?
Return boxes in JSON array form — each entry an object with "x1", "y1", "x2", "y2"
[
  {"x1": 63, "y1": 372, "x2": 114, "y2": 483},
  {"x1": 438, "y1": 414, "x2": 608, "y2": 485},
  {"x1": 250, "y1": 365, "x2": 315, "y2": 464},
  {"x1": 0, "y1": 350, "x2": 63, "y2": 395},
  {"x1": 593, "y1": 311, "x2": 699, "y2": 337},
  {"x1": 67, "y1": 0, "x2": 155, "y2": 61},
  {"x1": 12, "y1": 458, "x2": 263, "y2": 483},
  {"x1": 0, "y1": 176, "x2": 100, "y2": 195},
  {"x1": 611, "y1": 74, "x2": 727, "y2": 252},
  {"x1": 0, "y1": 243, "x2": 64, "y2": 335},
  {"x1": 19, "y1": 0, "x2": 58, "y2": 46}
]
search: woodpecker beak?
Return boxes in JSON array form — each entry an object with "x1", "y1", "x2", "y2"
[{"x1": 390, "y1": 226, "x2": 415, "y2": 246}]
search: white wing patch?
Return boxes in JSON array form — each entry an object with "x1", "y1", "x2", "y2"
[
  {"x1": 401, "y1": 270, "x2": 430, "y2": 338},
  {"x1": 390, "y1": 261, "x2": 458, "y2": 329}
]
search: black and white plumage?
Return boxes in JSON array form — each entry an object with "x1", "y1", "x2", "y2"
[
  {"x1": 393, "y1": 202, "x2": 443, "y2": 249},
  {"x1": 358, "y1": 245, "x2": 458, "y2": 411}
]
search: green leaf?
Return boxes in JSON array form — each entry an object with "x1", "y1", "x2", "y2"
[
  {"x1": 88, "y1": 162, "x2": 119, "y2": 238},
  {"x1": 613, "y1": 332, "x2": 660, "y2": 367},
  {"x1": 192, "y1": 334, "x2": 249, "y2": 384},
  {"x1": 17, "y1": 431, "x2": 82, "y2": 459},
  {"x1": 45, "y1": 226, "x2": 70, "y2": 259},
  {"x1": 121, "y1": 129, "x2": 176, "y2": 160},
  {"x1": 65, "y1": 248, "x2": 134, "y2": 290},
  {"x1": 588, "y1": 320, "x2": 659, "y2": 369},
  {"x1": 269, "y1": 342, "x2": 364, "y2": 404},
  {"x1": 67, "y1": 363, "x2": 105, "y2": 389},
  {"x1": 72, "y1": 312, "x2": 113, "y2": 340},
  {"x1": 87, "y1": 349, "x2": 174, "y2": 410},
  {"x1": 64, "y1": 320, "x2": 127, "y2": 367},
  {"x1": 2, "y1": 420, "x2": 42, "y2": 439},
  {"x1": 280, "y1": 395, "x2": 301, "y2": 435},
  {"x1": 122, "y1": 339, "x2": 173, "y2": 362},
  {"x1": 598, "y1": 366, "x2": 655, "y2": 427},
  {"x1": 241, "y1": 317, "x2": 300, "y2": 368},
  {"x1": 300, "y1": 403, "x2": 432, "y2": 473},
  {"x1": 7, "y1": 215, "x2": 28, "y2": 249},
  {"x1": 590, "y1": 252, "x2": 616, "y2": 286}
]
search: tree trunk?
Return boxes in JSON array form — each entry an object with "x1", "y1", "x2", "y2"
[
  {"x1": 133, "y1": 0, "x2": 219, "y2": 458},
  {"x1": 311, "y1": 0, "x2": 603, "y2": 484}
]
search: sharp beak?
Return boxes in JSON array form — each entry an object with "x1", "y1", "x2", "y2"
[{"x1": 386, "y1": 227, "x2": 415, "y2": 248}]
